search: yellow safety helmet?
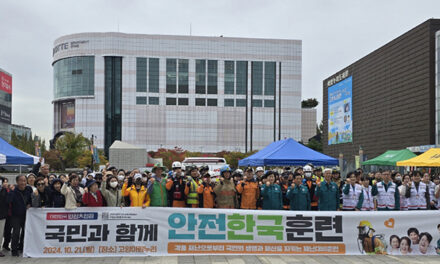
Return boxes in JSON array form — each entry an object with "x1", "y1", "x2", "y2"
[{"x1": 358, "y1": 220, "x2": 373, "y2": 229}]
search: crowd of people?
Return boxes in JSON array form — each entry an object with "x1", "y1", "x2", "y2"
[{"x1": 0, "y1": 159, "x2": 439, "y2": 257}]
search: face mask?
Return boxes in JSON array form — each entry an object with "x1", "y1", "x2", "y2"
[
  {"x1": 305, "y1": 172, "x2": 312, "y2": 178},
  {"x1": 110, "y1": 181, "x2": 118, "y2": 188},
  {"x1": 117, "y1": 175, "x2": 125, "y2": 181},
  {"x1": 396, "y1": 176, "x2": 402, "y2": 182}
]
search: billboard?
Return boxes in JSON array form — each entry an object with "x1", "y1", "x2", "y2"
[
  {"x1": 60, "y1": 101, "x2": 75, "y2": 129},
  {"x1": 0, "y1": 71, "x2": 12, "y2": 94},
  {"x1": 328, "y1": 76, "x2": 352, "y2": 145}
]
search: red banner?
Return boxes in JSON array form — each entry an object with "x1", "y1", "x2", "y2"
[{"x1": 0, "y1": 71, "x2": 12, "y2": 94}]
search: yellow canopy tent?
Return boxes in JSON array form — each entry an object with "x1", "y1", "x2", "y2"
[{"x1": 396, "y1": 148, "x2": 440, "y2": 167}]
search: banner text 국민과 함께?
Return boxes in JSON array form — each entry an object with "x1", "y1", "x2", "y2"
[{"x1": 23, "y1": 207, "x2": 440, "y2": 257}]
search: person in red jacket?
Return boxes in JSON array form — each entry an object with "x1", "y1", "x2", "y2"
[{"x1": 83, "y1": 180, "x2": 104, "y2": 207}]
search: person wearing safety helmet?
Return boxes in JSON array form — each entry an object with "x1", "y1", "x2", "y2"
[
  {"x1": 185, "y1": 166, "x2": 201, "y2": 208},
  {"x1": 236, "y1": 168, "x2": 259, "y2": 209},
  {"x1": 147, "y1": 164, "x2": 168, "y2": 207},
  {"x1": 166, "y1": 161, "x2": 186, "y2": 207},
  {"x1": 197, "y1": 171, "x2": 215, "y2": 208},
  {"x1": 255, "y1": 167, "x2": 264, "y2": 181},
  {"x1": 315, "y1": 168, "x2": 340, "y2": 211},
  {"x1": 213, "y1": 165, "x2": 237, "y2": 208},
  {"x1": 302, "y1": 165, "x2": 319, "y2": 210},
  {"x1": 357, "y1": 220, "x2": 386, "y2": 254}
]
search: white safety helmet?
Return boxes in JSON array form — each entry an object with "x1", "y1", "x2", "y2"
[
  {"x1": 234, "y1": 169, "x2": 244, "y2": 175},
  {"x1": 256, "y1": 167, "x2": 264, "y2": 172},
  {"x1": 303, "y1": 165, "x2": 313, "y2": 177},
  {"x1": 172, "y1": 161, "x2": 182, "y2": 169}
]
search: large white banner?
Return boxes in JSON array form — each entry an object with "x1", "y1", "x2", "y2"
[{"x1": 24, "y1": 207, "x2": 440, "y2": 257}]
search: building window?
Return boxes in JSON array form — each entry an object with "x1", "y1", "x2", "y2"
[
  {"x1": 236, "y1": 99, "x2": 246, "y2": 107},
  {"x1": 104, "y1": 56, "x2": 122, "y2": 156},
  {"x1": 136, "y1": 58, "x2": 147, "y2": 92},
  {"x1": 264, "y1": 99, "x2": 275, "y2": 107},
  {"x1": 54, "y1": 56, "x2": 95, "y2": 99},
  {"x1": 207, "y1": 99, "x2": 217, "y2": 106},
  {"x1": 252, "y1": 61, "x2": 263, "y2": 95},
  {"x1": 136, "y1": 96, "x2": 147, "y2": 105},
  {"x1": 178, "y1": 98, "x2": 189, "y2": 105},
  {"x1": 224, "y1": 61, "x2": 234, "y2": 95},
  {"x1": 196, "y1": 60, "x2": 206, "y2": 94},
  {"x1": 149, "y1": 97, "x2": 159, "y2": 105},
  {"x1": 195, "y1": 98, "x2": 206, "y2": 106},
  {"x1": 178, "y1": 59, "x2": 189, "y2": 93},
  {"x1": 224, "y1": 99, "x2": 234, "y2": 107},
  {"x1": 207, "y1": 60, "x2": 217, "y2": 94},
  {"x1": 236, "y1": 61, "x2": 247, "y2": 95},
  {"x1": 166, "y1": 59, "x2": 177, "y2": 93},
  {"x1": 264, "y1": 61, "x2": 276, "y2": 96},
  {"x1": 166, "y1": 97, "x2": 177, "y2": 105},
  {"x1": 253, "y1": 99, "x2": 262, "y2": 107},
  {"x1": 149, "y1": 58, "x2": 159, "y2": 93}
]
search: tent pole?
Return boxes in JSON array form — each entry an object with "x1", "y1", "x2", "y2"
[{"x1": 19, "y1": 165, "x2": 22, "y2": 174}]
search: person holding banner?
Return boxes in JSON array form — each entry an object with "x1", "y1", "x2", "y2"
[
  {"x1": 356, "y1": 176, "x2": 374, "y2": 211},
  {"x1": 197, "y1": 172, "x2": 215, "y2": 208},
  {"x1": 260, "y1": 171, "x2": 283, "y2": 210},
  {"x1": 236, "y1": 168, "x2": 259, "y2": 209},
  {"x1": 372, "y1": 170, "x2": 400, "y2": 211},
  {"x1": 147, "y1": 164, "x2": 168, "y2": 207},
  {"x1": 100, "y1": 172, "x2": 124, "y2": 207},
  {"x1": 123, "y1": 173, "x2": 150, "y2": 208},
  {"x1": 286, "y1": 173, "x2": 311, "y2": 210},
  {"x1": 7, "y1": 175, "x2": 32, "y2": 257},
  {"x1": 214, "y1": 165, "x2": 237, "y2": 209},
  {"x1": 342, "y1": 171, "x2": 362, "y2": 211},
  {"x1": 405, "y1": 171, "x2": 429, "y2": 210},
  {"x1": 166, "y1": 162, "x2": 187, "y2": 207},
  {"x1": 315, "y1": 168, "x2": 340, "y2": 211}
]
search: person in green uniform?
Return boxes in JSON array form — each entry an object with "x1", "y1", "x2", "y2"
[
  {"x1": 316, "y1": 168, "x2": 340, "y2": 211},
  {"x1": 287, "y1": 173, "x2": 311, "y2": 210},
  {"x1": 260, "y1": 171, "x2": 283, "y2": 210},
  {"x1": 147, "y1": 164, "x2": 168, "y2": 207}
]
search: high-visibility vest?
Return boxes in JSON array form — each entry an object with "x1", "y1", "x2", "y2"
[
  {"x1": 187, "y1": 179, "x2": 199, "y2": 204},
  {"x1": 408, "y1": 182, "x2": 427, "y2": 210},
  {"x1": 376, "y1": 182, "x2": 396, "y2": 210},
  {"x1": 361, "y1": 186, "x2": 374, "y2": 211},
  {"x1": 342, "y1": 183, "x2": 362, "y2": 210}
]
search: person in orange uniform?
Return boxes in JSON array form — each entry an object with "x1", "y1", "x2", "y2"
[
  {"x1": 302, "y1": 165, "x2": 319, "y2": 210},
  {"x1": 123, "y1": 173, "x2": 150, "y2": 208},
  {"x1": 236, "y1": 168, "x2": 259, "y2": 209},
  {"x1": 197, "y1": 172, "x2": 215, "y2": 208},
  {"x1": 166, "y1": 161, "x2": 186, "y2": 207}
]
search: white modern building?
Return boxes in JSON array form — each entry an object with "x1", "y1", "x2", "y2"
[{"x1": 52, "y1": 33, "x2": 302, "y2": 154}]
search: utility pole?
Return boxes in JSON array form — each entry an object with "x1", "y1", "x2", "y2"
[{"x1": 91, "y1": 134, "x2": 95, "y2": 171}]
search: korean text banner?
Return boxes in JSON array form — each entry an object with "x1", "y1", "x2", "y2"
[
  {"x1": 328, "y1": 76, "x2": 352, "y2": 145},
  {"x1": 24, "y1": 207, "x2": 440, "y2": 257},
  {"x1": 0, "y1": 71, "x2": 12, "y2": 95}
]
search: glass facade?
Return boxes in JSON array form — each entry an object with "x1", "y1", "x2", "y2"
[
  {"x1": 236, "y1": 99, "x2": 246, "y2": 107},
  {"x1": 178, "y1": 59, "x2": 189, "y2": 93},
  {"x1": 196, "y1": 60, "x2": 206, "y2": 94},
  {"x1": 149, "y1": 96, "x2": 159, "y2": 105},
  {"x1": 166, "y1": 97, "x2": 177, "y2": 105},
  {"x1": 207, "y1": 98, "x2": 217, "y2": 106},
  {"x1": 178, "y1": 98, "x2": 189, "y2": 105},
  {"x1": 195, "y1": 98, "x2": 206, "y2": 106},
  {"x1": 149, "y1": 58, "x2": 159, "y2": 93},
  {"x1": 224, "y1": 99, "x2": 234, "y2": 107},
  {"x1": 236, "y1": 61, "x2": 248, "y2": 95},
  {"x1": 104, "y1": 57, "x2": 122, "y2": 156},
  {"x1": 136, "y1": 58, "x2": 147, "y2": 92},
  {"x1": 252, "y1": 61, "x2": 263, "y2": 95},
  {"x1": 166, "y1": 59, "x2": 177, "y2": 93},
  {"x1": 136, "y1": 96, "x2": 147, "y2": 104},
  {"x1": 224, "y1": 61, "x2": 235, "y2": 95},
  {"x1": 54, "y1": 56, "x2": 94, "y2": 99},
  {"x1": 264, "y1": 99, "x2": 275, "y2": 107},
  {"x1": 207, "y1": 60, "x2": 218, "y2": 94},
  {"x1": 253, "y1": 99, "x2": 263, "y2": 107},
  {"x1": 264, "y1": 62, "x2": 276, "y2": 95}
]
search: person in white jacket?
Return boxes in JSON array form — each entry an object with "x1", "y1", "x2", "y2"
[
  {"x1": 61, "y1": 173, "x2": 84, "y2": 209},
  {"x1": 398, "y1": 174, "x2": 411, "y2": 211}
]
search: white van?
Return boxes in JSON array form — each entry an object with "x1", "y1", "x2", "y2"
[{"x1": 182, "y1": 157, "x2": 228, "y2": 177}]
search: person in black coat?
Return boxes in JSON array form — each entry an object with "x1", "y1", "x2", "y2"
[
  {"x1": 0, "y1": 176, "x2": 9, "y2": 257},
  {"x1": 31, "y1": 157, "x2": 50, "y2": 179},
  {"x1": 7, "y1": 175, "x2": 32, "y2": 257},
  {"x1": 48, "y1": 179, "x2": 65, "y2": 208}
]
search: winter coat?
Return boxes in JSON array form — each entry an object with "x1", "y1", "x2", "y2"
[
  {"x1": 61, "y1": 183, "x2": 85, "y2": 209},
  {"x1": 260, "y1": 183, "x2": 283, "y2": 210},
  {"x1": 31, "y1": 186, "x2": 51, "y2": 207},
  {"x1": 7, "y1": 186, "x2": 32, "y2": 217},
  {"x1": 82, "y1": 190, "x2": 104, "y2": 207},
  {"x1": 123, "y1": 184, "x2": 150, "y2": 207},
  {"x1": 147, "y1": 175, "x2": 168, "y2": 207},
  {"x1": 197, "y1": 182, "x2": 215, "y2": 208},
  {"x1": 48, "y1": 179, "x2": 65, "y2": 208},
  {"x1": 0, "y1": 186, "x2": 9, "y2": 219}
]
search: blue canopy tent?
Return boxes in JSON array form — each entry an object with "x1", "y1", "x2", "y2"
[
  {"x1": 238, "y1": 138, "x2": 338, "y2": 166},
  {"x1": 0, "y1": 137, "x2": 38, "y2": 165}
]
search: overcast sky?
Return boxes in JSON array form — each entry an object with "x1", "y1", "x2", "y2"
[{"x1": 1, "y1": 0, "x2": 440, "y2": 143}]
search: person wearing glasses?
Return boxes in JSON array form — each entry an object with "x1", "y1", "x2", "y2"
[{"x1": 31, "y1": 177, "x2": 51, "y2": 208}]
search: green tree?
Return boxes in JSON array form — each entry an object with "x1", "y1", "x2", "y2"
[
  {"x1": 77, "y1": 149, "x2": 108, "y2": 170},
  {"x1": 43, "y1": 149, "x2": 64, "y2": 171},
  {"x1": 55, "y1": 133, "x2": 90, "y2": 168}
]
